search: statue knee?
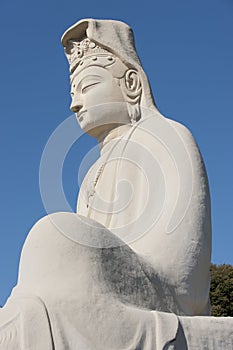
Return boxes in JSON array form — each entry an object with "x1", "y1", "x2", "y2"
[{"x1": 17, "y1": 212, "x2": 122, "y2": 289}]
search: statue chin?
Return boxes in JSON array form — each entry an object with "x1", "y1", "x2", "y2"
[{"x1": 76, "y1": 102, "x2": 130, "y2": 137}]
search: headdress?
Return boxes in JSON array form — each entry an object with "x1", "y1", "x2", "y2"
[
  {"x1": 65, "y1": 38, "x2": 113, "y2": 72},
  {"x1": 64, "y1": 37, "x2": 128, "y2": 80},
  {"x1": 61, "y1": 19, "x2": 158, "y2": 112}
]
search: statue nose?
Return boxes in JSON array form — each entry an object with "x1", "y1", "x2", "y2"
[{"x1": 70, "y1": 98, "x2": 82, "y2": 114}]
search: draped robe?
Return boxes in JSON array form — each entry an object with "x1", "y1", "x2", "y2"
[{"x1": 78, "y1": 112, "x2": 212, "y2": 316}]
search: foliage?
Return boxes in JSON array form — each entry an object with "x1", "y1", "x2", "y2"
[{"x1": 210, "y1": 263, "x2": 233, "y2": 317}]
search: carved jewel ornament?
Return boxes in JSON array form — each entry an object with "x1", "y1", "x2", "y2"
[{"x1": 65, "y1": 38, "x2": 117, "y2": 74}]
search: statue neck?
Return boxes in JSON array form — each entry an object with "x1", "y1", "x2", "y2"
[{"x1": 98, "y1": 124, "x2": 132, "y2": 154}]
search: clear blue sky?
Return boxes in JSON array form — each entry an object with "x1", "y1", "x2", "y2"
[{"x1": 0, "y1": 0, "x2": 232, "y2": 306}]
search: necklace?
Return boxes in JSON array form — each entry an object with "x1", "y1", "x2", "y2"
[{"x1": 85, "y1": 124, "x2": 135, "y2": 215}]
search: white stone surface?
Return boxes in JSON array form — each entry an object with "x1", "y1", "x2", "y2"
[
  {"x1": 0, "y1": 18, "x2": 232, "y2": 349},
  {"x1": 64, "y1": 18, "x2": 211, "y2": 316},
  {"x1": 0, "y1": 213, "x2": 232, "y2": 349}
]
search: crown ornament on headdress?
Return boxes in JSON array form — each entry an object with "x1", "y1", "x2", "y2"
[{"x1": 65, "y1": 38, "x2": 116, "y2": 73}]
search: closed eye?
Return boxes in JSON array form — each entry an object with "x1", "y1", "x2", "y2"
[{"x1": 81, "y1": 81, "x2": 101, "y2": 94}]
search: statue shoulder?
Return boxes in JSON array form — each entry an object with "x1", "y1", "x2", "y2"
[
  {"x1": 166, "y1": 117, "x2": 208, "y2": 175},
  {"x1": 166, "y1": 118, "x2": 199, "y2": 147}
]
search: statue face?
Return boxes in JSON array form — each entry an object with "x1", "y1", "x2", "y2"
[{"x1": 70, "y1": 66, "x2": 129, "y2": 137}]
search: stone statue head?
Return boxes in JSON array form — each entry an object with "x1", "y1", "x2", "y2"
[{"x1": 61, "y1": 19, "x2": 157, "y2": 137}]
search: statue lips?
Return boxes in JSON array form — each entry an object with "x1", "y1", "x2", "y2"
[{"x1": 76, "y1": 109, "x2": 87, "y2": 122}]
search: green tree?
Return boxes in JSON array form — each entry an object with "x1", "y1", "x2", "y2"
[{"x1": 210, "y1": 263, "x2": 233, "y2": 317}]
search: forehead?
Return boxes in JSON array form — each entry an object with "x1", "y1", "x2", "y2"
[{"x1": 70, "y1": 66, "x2": 112, "y2": 85}]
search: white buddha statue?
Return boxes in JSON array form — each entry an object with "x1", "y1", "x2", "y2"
[
  {"x1": 63, "y1": 18, "x2": 211, "y2": 316},
  {"x1": 0, "y1": 18, "x2": 232, "y2": 350}
]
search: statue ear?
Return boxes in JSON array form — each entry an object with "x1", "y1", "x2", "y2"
[
  {"x1": 123, "y1": 69, "x2": 142, "y2": 103},
  {"x1": 120, "y1": 69, "x2": 142, "y2": 123}
]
